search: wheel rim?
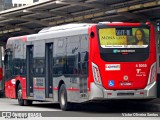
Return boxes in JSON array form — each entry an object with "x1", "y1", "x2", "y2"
[
  {"x1": 61, "y1": 90, "x2": 65, "y2": 106},
  {"x1": 18, "y1": 89, "x2": 22, "y2": 101}
]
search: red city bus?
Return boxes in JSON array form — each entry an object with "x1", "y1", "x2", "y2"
[{"x1": 4, "y1": 22, "x2": 158, "y2": 110}]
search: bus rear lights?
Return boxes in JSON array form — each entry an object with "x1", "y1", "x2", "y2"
[
  {"x1": 92, "y1": 62, "x2": 102, "y2": 85},
  {"x1": 11, "y1": 79, "x2": 16, "y2": 85},
  {"x1": 148, "y1": 62, "x2": 156, "y2": 85}
]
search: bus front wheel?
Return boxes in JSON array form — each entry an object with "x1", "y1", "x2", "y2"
[
  {"x1": 59, "y1": 84, "x2": 71, "y2": 111},
  {"x1": 17, "y1": 84, "x2": 24, "y2": 106}
]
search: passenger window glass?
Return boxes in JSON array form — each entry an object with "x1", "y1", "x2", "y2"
[
  {"x1": 67, "y1": 55, "x2": 78, "y2": 74},
  {"x1": 53, "y1": 56, "x2": 66, "y2": 75},
  {"x1": 33, "y1": 58, "x2": 45, "y2": 75},
  {"x1": 80, "y1": 52, "x2": 88, "y2": 75}
]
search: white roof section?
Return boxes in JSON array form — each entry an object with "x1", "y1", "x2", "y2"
[
  {"x1": 38, "y1": 23, "x2": 95, "y2": 33},
  {"x1": 28, "y1": 23, "x2": 93, "y2": 41}
]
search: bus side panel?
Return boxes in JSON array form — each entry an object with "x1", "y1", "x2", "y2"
[
  {"x1": 5, "y1": 76, "x2": 27, "y2": 99},
  {"x1": 88, "y1": 25, "x2": 98, "y2": 91},
  {"x1": 158, "y1": 74, "x2": 160, "y2": 98},
  {"x1": 5, "y1": 80, "x2": 16, "y2": 98},
  {"x1": 5, "y1": 80, "x2": 10, "y2": 98},
  {"x1": 5, "y1": 37, "x2": 27, "y2": 99},
  {"x1": 0, "y1": 68, "x2": 3, "y2": 92},
  {"x1": 0, "y1": 47, "x2": 3, "y2": 92},
  {"x1": 0, "y1": 68, "x2": 2, "y2": 82},
  {"x1": 157, "y1": 30, "x2": 160, "y2": 98},
  {"x1": 150, "y1": 24, "x2": 157, "y2": 67}
]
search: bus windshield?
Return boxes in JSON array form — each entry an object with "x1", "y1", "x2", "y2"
[{"x1": 99, "y1": 27, "x2": 150, "y2": 48}]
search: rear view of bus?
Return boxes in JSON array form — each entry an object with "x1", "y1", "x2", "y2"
[{"x1": 89, "y1": 22, "x2": 157, "y2": 100}]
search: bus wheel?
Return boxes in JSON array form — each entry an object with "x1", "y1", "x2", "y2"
[
  {"x1": 59, "y1": 84, "x2": 71, "y2": 111},
  {"x1": 17, "y1": 84, "x2": 24, "y2": 106}
]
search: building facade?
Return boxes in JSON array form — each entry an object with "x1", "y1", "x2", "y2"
[
  {"x1": 0, "y1": 0, "x2": 47, "y2": 10},
  {"x1": 12, "y1": 0, "x2": 34, "y2": 7},
  {"x1": 4, "y1": 0, "x2": 12, "y2": 10},
  {"x1": 0, "y1": 0, "x2": 12, "y2": 10},
  {"x1": 0, "y1": 0, "x2": 4, "y2": 11}
]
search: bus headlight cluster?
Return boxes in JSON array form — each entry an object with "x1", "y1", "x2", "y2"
[
  {"x1": 148, "y1": 62, "x2": 156, "y2": 85},
  {"x1": 92, "y1": 62, "x2": 102, "y2": 85}
]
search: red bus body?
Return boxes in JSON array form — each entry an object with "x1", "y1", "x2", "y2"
[
  {"x1": 4, "y1": 22, "x2": 158, "y2": 110},
  {"x1": 88, "y1": 23, "x2": 157, "y2": 99}
]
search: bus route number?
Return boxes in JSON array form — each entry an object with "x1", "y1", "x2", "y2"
[{"x1": 136, "y1": 64, "x2": 147, "y2": 68}]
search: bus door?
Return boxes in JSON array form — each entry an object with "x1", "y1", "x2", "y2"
[
  {"x1": 26, "y1": 45, "x2": 33, "y2": 97},
  {"x1": 45, "y1": 43, "x2": 53, "y2": 98},
  {"x1": 4, "y1": 49, "x2": 13, "y2": 98}
]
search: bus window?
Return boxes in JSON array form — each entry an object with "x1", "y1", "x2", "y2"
[
  {"x1": 4, "y1": 49, "x2": 13, "y2": 80},
  {"x1": 66, "y1": 55, "x2": 77, "y2": 75},
  {"x1": 80, "y1": 51, "x2": 88, "y2": 75},
  {"x1": 53, "y1": 56, "x2": 66, "y2": 75},
  {"x1": 33, "y1": 58, "x2": 45, "y2": 75}
]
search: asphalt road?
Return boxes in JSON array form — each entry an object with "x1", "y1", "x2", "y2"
[{"x1": 0, "y1": 96, "x2": 160, "y2": 119}]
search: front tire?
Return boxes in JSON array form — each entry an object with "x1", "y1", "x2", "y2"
[
  {"x1": 59, "y1": 84, "x2": 71, "y2": 111},
  {"x1": 17, "y1": 84, "x2": 24, "y2": 106}
]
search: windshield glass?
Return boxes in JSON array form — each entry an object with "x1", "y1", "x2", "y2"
[{"x1": 99, "y1": 27, "x2": 149, "y2": 48}]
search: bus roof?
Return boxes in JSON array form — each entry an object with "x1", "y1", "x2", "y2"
[
  {"x1": 27, "y1": 23, "x2": 96, "y2": 41},
  {"x1": 7, "y1": 36, "x2": 27, "y2": 42},
  {"x1": 38, "y1": 23, "x2": 95, "y2": 33}
]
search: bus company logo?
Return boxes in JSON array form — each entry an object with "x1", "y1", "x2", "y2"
[
  {"x1": 136, "y1": 69, "x2": 141, "y2": 74},
  {"x1": 106, "y1": 64, "x2": 120, "y2": 70}
]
